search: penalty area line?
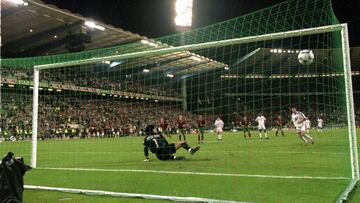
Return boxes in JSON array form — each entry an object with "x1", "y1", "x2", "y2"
[
  {"x1": 37, "y1": 167, "x2": 349, "y2": 180},
  {"x1": 24, "y1": 185, "x2": 249, "y2": 203}
]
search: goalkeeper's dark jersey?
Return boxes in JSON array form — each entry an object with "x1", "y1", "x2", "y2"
[{"x1": 143, "y1": 134, "x2": 168, "y2": 156}]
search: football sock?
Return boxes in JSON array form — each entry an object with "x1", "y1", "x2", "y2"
[
  {"x1": 304, "y1": 134, "x2": 313, "y2": 141},
  {"x1": 218, "y1": 134, "x2": 222, "y2": 140},
  {"x1": 300, "y1": 135, "x2": 308, "y2": 143},
  {"x1": 181, "y1": 143, "x2": 191, "y2": 150}
]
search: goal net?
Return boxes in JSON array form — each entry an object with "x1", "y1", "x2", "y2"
[{"x1": 0, "y1": 0, "x2": 358, "y2": 202}]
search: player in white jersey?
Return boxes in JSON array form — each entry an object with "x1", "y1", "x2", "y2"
[
  {"x1": 214, "y1": 117, "x2": 224, "y2": 140},
  {"x1": 305, "y1": 119, "x2": 311, "y2": 134},
  {"x1": 291, "y1": 107, "x2": 314, "y2": 144},
  {"x1": 317, "y1": 118, "x2": 324, "y2": 132},
  {"x1": 255, "y1": 113, "x2": 268, "y2": 139}
]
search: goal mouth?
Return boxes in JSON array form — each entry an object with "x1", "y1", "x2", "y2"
[{"x1": 1, "y1": 0, "x2": 358, "y2": 202}]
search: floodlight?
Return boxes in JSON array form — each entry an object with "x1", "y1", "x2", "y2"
[
  {"x1": 109, "y1": 61, "x2": 123, "y2": 68},
  {"x1": 84, "y1": 21, "x2": 105, "y2": 31},
  {"x1": 6, "y1": 0, "x2": 28, "y2": 6},
  {"x1": 175, "y1": 0, "x2": 193, "y2": 27},
  {"x1": 190, "y1": 56, "x2": 202, "y2": 62}
]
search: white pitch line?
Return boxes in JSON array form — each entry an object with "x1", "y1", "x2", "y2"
[
  {"x1": 24, "y1": 185, "x2": 250, "y2": 203},
  {"x1": 37, "y1": 167, "x2": 349, "y2": 180},
  {"x1": 36, "y1": 150, "x2": 346, "y2": 155}
]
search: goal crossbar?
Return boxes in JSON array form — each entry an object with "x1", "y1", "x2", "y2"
[{"x1": 34, "y1": 24, "x2": 344, "y2": 70}]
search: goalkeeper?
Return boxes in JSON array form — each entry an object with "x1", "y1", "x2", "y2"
[{"x1": 143, "y1": 125, "x2": 200, "y2": 161}]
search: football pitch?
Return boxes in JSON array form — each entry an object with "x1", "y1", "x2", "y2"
[{"x1": 2, "y1": 128, "x2": 359, "y2": 203}]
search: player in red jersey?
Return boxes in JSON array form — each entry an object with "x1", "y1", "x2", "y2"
[
  {"x1": 159, "y1": 117, "x2": 171, "y2": 138},
  {"x1": 240, "y1": 116, "x2": 252, "y2": 139},
  {"x1": 274, "y1": 115, "x2": 285, "y2": 136},
  {"x1": 178, "y1": 114, "x2": 186, "y2": 141},
  {"x1": 196, "y1": 115, "x2": 206, "y2": 143}
]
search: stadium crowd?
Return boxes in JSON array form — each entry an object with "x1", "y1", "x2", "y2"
[
  {"x1": 0, "y1": 94, "x2": 213, "y2": 140},
  {"x1": 1, "y1": 67, "x2": 180, "y2": 97},
  {"x1": 2, "y1": 93, "x2": 355, "y2": 141}
]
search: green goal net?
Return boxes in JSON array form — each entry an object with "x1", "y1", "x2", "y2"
[{"x1": 0, "y1": 0, "x2": 358, "y2": 202}]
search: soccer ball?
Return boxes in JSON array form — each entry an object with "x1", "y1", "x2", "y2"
[{"x1": 298, "y1": 50, "x2": 314, "y2": 65}]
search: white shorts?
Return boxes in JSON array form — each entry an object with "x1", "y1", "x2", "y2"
[
  {"x1": 296, "y1": 124, "x2": 306, "y2": 133},
  {"x1": 318, "y1": 124, "x2": 323, "y2": 128},
  {"x1": 216, "y1": 127, "x2": 223, "y2": 133},
  {"x1": 258, "y1": 125, "x2": 266, "y2": 130},
  {"x1": 305, "y1": 123, "x2": 310, "y2": 129}
]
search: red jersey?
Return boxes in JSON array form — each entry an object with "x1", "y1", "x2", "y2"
[
  {"x1": 275, "y1": 118, "x2": 283, "y2": 126},
  {"x1": 160, "y1": 121, "x2": 168, "y2": 130},
  {"x1": 197, "y1": 119, "x2": 206, "y2": 127},
  {"x1": 178, "y1": 119, "x2": 185, "y2": 128}
]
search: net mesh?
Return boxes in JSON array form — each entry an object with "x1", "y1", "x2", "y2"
[{"x1": 0, "y1": 0, "x2": 355, "y2": 202}]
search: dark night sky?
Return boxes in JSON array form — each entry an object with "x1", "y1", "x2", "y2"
[{"x1": 42, "y1": 0, "x2": 360, "y2": 46}]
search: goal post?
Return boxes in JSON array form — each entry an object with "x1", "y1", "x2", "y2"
[
  {"x1": 336, "y1": 23, "x2": 359, "y2": 203},
  {"x1": 30, "y1": 68, "x2": 39, "y2": 168}
]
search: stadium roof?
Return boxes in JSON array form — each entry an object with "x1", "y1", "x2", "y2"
[
  {"x1": 1, "y1": 0, "x2": 227, "y2": 79},
  {"x1": 1, "y1": 0, "x2": 145, "y2": 57}
]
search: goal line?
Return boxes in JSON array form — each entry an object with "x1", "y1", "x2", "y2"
[{"x1": 37, "y1": 167, "x2": 349, "y2": 180}]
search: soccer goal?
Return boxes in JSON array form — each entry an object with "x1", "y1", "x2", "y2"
[{"x1": 0, "y1": 0, "x2": 358, "y2": 202}]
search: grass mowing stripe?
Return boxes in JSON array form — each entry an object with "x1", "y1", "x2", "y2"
[
  {"x1": 24, "y1": 185, "x2": 251, "y2": 203},
  {"x1": 37, "y1": 167, "x2": 349, "y2": 180}
]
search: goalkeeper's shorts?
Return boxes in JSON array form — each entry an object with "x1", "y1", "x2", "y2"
[{"x1": 156, "y1": 144, "x2": 176, "y2": 160}]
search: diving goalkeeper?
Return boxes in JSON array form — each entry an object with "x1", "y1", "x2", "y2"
[{"x1": 143, "y1": 125, "x2": 200, "y2": 161}]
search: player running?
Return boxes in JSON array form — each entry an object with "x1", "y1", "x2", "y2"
[
  {"x1": 214, "y1": 117, "x2": 224, "y2": 140},
  {"x1": 240, "y1": 116, "x2": 252, "y2": 139},
  {"x1": 274, "y1": 115, "x2": 285, "y2": 137},
  {"x1": 177, "y1": 114, "x2": 186, "y2": 141},
  {"x1": 291, "y1": 107, "x2": 314, "y2": 144},
  {"x1": 143, "y1": 125, "x2": 200, "y2": 161},
  {"x1": 196, "y1": 115, "x2": 206, "y2": 143},
  {"x1": 317, "y1": 117, "x2": 323, "y2": 132},
  {"x1": 255, "y1": 113, "x2": 268, "y2": 139}
]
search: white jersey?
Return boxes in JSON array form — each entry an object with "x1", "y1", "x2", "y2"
[
  {"x1": 255, "y1": 115, "x2": 266, "y2": 130},
  {"x1": 214, "y1": 119, "x2": 224, "y2": 128},
  {"x1": 292, "y1": 111, "x2": 307, "y2": 132},
  {"x1": 317, "y1": 119, "x2": 323, "y2": 128},
  {"x1": 214, "y1": 119, "x2": 224, "y2": 133}
]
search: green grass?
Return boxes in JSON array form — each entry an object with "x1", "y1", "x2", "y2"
[{"x1": 1, "y1": 128, "x2": 357, "y2": 203}]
